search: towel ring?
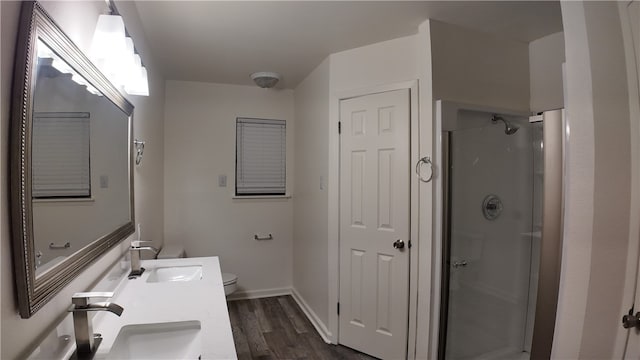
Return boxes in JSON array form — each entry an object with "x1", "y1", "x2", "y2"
[
  {"x1": 134, "y1": 139, "x2": 145, "y2": 165},
  {"x1": 415, "y1": 156, "x2": 433, "y2": 183}
]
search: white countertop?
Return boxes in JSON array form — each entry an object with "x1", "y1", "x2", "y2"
[{"x1": 62, "y1": 256, "x2": 237, "y2": 360}]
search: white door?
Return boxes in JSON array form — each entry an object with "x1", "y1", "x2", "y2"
[
  {"x1": 339, "y1": 89, "x2": 410, "y2": 359},
  {"x1": 624, "y1": 1, "x2": 640, "y2": 358}
]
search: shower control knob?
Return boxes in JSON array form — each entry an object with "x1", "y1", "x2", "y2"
[
  {"x1": 623, "y1": 312, "x2": 640, "y2": 329},
  {"x1": 393, "y1": 239, "x2": 405, "y2": 249}
]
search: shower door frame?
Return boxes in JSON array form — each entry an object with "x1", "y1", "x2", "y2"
[{"x1": 432, "y1": 100, "x2": 565, "y2": 360}]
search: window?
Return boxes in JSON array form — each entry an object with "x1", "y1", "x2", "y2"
[
  {"x1": 32, "y1": 112, "x2": 91, "y2": 198},
  {"x1": 236, "y1": 117, "x2": 286, "y2": 196}
]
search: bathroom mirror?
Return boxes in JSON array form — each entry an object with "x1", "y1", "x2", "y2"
[{"x1": 10, "y1": 1, "x2": 134, "y2": 318}]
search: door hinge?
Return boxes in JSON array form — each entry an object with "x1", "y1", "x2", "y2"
[
  {"x1": 623, "y1": 305, "x2": 640, "y2": 329},
  {"x1": 408, "y1": 239, "x2": 412, "y2": 249},
  {"x1": 338, "y1": 121, "x2": 342, "y2": 134},
  {"x1": 337, "y1": 302, "x2": 340, "y2": 315}
]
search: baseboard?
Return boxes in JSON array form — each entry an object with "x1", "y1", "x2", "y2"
[
  {"x1": 291, "y1": 288, "x2": 333, "y2": 344},
  {"x1": 226, "y1": 287, "x2": 291, "y2": 301}
]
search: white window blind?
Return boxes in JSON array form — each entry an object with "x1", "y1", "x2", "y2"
[
  {"x1": 236, "y1": 118, "x2": 286, "y2": 195},
  {"x1": 32, "y1": 112, "x2": 91, "y2": 198}
]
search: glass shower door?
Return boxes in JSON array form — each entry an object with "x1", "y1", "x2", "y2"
[{"x1": 442, "y1": 117, "x2": 539, "y2": 360}]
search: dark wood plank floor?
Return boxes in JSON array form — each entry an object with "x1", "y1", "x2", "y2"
[{"x1": 227, "y1": 295, "x2": 376, "y2": 360}]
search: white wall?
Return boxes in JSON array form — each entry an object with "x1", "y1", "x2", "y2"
[
  {"x1": 116, "y1": 0, "x2": 166, "y2": 253},
  {"x1": 0, "y1": 1, "x2": 165, "y2": 358},
  {"x1": 430, "y1": 20, "x2": 530, "y2": 112},
  {"x1": 415, "y1": 19, "x2": 435, "y2": 359},
  {"x1": 330, "y1": 35, "x2": 419, "y2": 93},
  {"x1": 163, "y1": 80, "x2": 294, "y2": 297},
  {"x1": 553, "y1": 2, "x2": 632, "y2": 358},
  {"x1": 292, "y1": 58, "x2": 331, "y2": 330},
  {"x1": 529, "y1": 32, "x2": 565, "y2": 113}
]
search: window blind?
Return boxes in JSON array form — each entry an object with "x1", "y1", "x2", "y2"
[
  {"x1": 32, "y1": 112, "x2": 91, "y2": 198},
  {"x1": 236, "y1": 118, "x2": 286, "y2": 195}
]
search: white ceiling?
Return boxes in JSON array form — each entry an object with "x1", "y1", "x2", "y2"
[{"x1": 134, "y1": 1, "x2": 562, "y2": 89}]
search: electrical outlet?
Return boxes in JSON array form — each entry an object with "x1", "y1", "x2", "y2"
[{"x1": 218, "y1": 175, "x2": 227, "y2": 187}]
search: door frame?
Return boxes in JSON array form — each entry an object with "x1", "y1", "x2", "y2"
[
  {"x1": 328, "y1": 80, "x2": 420, "y2": 359},
  {"x1": 619, "y1": 0, "x2": 640, "y2": 357}
]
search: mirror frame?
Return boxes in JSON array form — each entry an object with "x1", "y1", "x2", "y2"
[{"x1": 10, "y1": 1, "x2": 135, "y2": 318}]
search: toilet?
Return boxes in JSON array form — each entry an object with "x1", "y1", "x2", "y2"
[
  {"x1": 222, "y1": 272, "x2": 238, "y2": 296},
  {"x1": 157, "y1": 244, "x2": 186, "y2": 259},
  {"x1": 157, "y1": 244, "x2": 238, "y2": 296}
]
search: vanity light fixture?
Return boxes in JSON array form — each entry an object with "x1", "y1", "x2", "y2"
[{"x1": 89, "y1": 14, "x2": 149, "y2": 96}]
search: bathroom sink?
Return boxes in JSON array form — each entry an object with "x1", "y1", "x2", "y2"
[
  {"x1": 146, "y1": 265, "x2": 203, "y2": 283},
  {"x1": 105, "y1": 321, "x2": 201, "y2": 359}
]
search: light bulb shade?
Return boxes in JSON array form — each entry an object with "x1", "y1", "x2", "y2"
[
  {"x1": 90, "y1": 15, "x2": 126, "y2": 61},
  {"x1": 125, "y1": 65, "x2": 149, "y2": 96},
  {"x1": 51, "y1": 58, "x2": 72, "y2": 74},
  {"x1": 133, "y1": 54, "x2": 142, "y2": 69},
  {"x1": 251, "y1": 72, "x2": 280, "y2": 88},
  {"x1": 123, "y1": 38, "x2": 136, "y2": 69},
  {"x1": 70, "y1": 74, "x2": 100, "y2": 95},
  {"x1": 118, "y1": 37, "x2": 136, "y2": 85}
]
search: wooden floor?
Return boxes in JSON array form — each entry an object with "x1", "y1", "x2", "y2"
[{"x1": 227, "y1": 295, "x2": 376, "y2": 360}]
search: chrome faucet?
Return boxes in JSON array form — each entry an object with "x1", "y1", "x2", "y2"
[
  {"x1": 129, "y1": 241, "x2": 159, "y2": 278},
  {"x1": 68, "y1": 292, "x2": 123, "y2": 357}
]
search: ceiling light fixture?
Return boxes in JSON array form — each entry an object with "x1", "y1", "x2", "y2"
[{"x1": 251, "y1": 72, "x2": 280, "y2": 88}]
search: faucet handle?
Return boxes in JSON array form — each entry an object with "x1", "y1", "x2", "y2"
[
  {"x1": 72, "y1": 292, "x2": 114, "y2": 306},
  {"x1": 131, "y1": 240, "x2": 153, "y2": 248}
]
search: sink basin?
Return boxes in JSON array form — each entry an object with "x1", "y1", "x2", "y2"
[
  {"x1": 106, "y1": 321, "x2": 201, "y2": 359},
  {"x1": 146, "y1": 265, "x2": 203, "y2": 283}
]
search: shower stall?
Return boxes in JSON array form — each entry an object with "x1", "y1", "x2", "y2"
[{"x1": 434, "y1": 101, "x2": 564, "y2": 360}]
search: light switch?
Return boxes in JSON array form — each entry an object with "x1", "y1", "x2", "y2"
[
  {"x1": 320, "y1": 176, "x2": 324, "y2": 190},
  {"x1": 100, "y1": 175, "x2": 109, "y2": 188},
  {"x1": 218, "y1": 175, "x2": 227, "y2": 187}
]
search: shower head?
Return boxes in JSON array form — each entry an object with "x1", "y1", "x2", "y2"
[{"x1": 491, "y1": 115, "x2": 519, "y2": 135}]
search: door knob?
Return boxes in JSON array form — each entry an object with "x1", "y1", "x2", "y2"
[
  {"x1": 623, "y1": 311, "x2": 640, "y2": 329},
  {"x1": 393, "y1": 239, "x2": 405, "y2": 249}
]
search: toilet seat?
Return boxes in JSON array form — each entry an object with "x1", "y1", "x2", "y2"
[
  {"x1": 222, "y1": 273, "x2": 238, "y2": 296},
  {"x1": 222, "y1": 273, "x2": 237, "y2": 285}
]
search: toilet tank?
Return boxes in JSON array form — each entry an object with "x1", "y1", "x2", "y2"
[{"x1": 157, "y1": 244, "x2": 186, "y2": 259}]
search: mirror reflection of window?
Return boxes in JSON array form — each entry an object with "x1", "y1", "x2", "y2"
[
  {"x1": 32, "y1": 39, "x2": 100, "y2": 200},
  {"x1": 32, "y1": 112, "x2": 91, "y2": 198}
]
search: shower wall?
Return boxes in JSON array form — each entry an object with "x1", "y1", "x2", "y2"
[{"x1": 446, "y1": 109, "x2": 537, "y2": 359}]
